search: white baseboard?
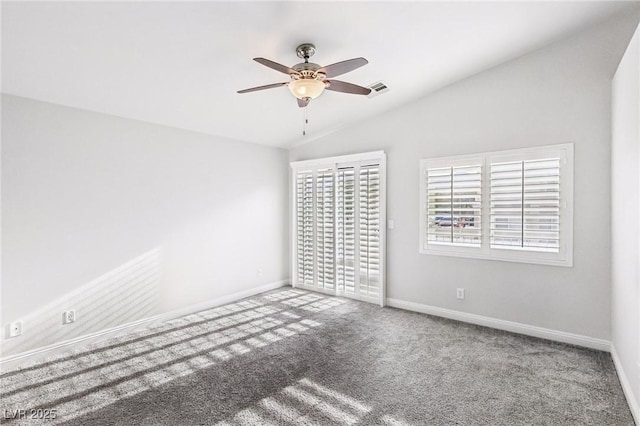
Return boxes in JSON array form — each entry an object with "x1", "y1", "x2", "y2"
[
  {"x1": 0, "y1": 280, "x2": 289, "y2": 371},
  {"x1": 611, "y1": 344, "x2": 640, "y2": 425},
  {"x1": 385, "y1": 298, "x2": 611, "y2": 351}
]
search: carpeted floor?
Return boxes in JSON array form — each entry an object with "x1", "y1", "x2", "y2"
[{"x1": 0, "y1": 287, "x2": 634, "y2": 425}]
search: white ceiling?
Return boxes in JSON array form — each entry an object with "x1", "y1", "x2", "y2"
[{"x1": 2, "y1": 1, "x2": 635, "y2": 148}]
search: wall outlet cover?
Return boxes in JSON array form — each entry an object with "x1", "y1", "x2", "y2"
[
  {"x1": 63, "y1": 310, "x2": 76, "y2": 325},
  {"x1": 9, "y1": 321, "x2": 23, "y2": 338}
]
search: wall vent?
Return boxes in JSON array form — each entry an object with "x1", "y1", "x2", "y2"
[{"x1": 367, "y1": 81, "x2": 390, "y2": 98}]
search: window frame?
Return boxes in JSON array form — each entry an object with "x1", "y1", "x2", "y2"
[{"x1": 419, "y1": 143, "x2": 573, "y2": 267}]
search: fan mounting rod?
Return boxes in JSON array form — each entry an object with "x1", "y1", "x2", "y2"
[{"x1": 296, "y1": 43, "x2": 316, "y2": 62}]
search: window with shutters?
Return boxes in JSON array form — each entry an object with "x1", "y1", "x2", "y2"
[
  {"x1": 316, "y1": 169, "x2": 335, "y2": 290},
  {"x1": 336, "y1": 168, "x2": 356, "y2": 295},
  {"x1": 291, "y1": 151, "x2": 386, "y2": 305},
  {"x1": 490, "y1": 159, "x2": 560, "y2": 251},
  {"x1": 295, "y1": 171, "x2": 314, "y2": 286},
  {"x1": 425, "y1": 161, "x2": 482, "y2": 248},
  {"x1": 359, "y1": 165, "x2": 381, "y2": 297},
  {"x1": 420, "y1": 143, "x2": 573, "y2": 266}
]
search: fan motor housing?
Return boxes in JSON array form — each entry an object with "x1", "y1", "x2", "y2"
[
  {"x1": 291, "y1": 65, "x2": 325, "y2": 82},
  {"x1": 293, "y1": 63, "x2": 321, "y2": 72}
]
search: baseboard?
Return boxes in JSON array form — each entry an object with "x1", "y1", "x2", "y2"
[
  {"x1": 611, "y1": 344, "x2": 640, "y2": 425},
  {"x1": 385, "y1": 298, "x2": 611, "y2": 352},
  {"x1": 0, "y1": 280, "x2": 289, "y2": 371}
]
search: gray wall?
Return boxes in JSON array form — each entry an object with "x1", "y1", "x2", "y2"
[
  {"x1": 612, "y1": 24, "x2": 640, "y2": 415},
  {"x1": 290, "y1": 13, "x2": 639, "y2": 340},
  {"x1": 1, "y1": 95, "x2": 289, "y2": 357}
]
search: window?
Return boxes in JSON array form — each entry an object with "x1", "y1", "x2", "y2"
[
  {"x1": 358, "y1": 165, "x2": 382, "y2": 297},
  {"x1": 420, "y1": 143, "x2": 573, "y2": 266},
  {"x1": 490, "y1": 158, "x2": 560, "y2": 251},
  {"x1": 316, "y1": 168, "x2": 335, "y2": 290},
  {"x1": 336, "y1": 168, "x2": 356, "y2": 294},
  {"x1": 425, "y1": 159, "x2": 482, "y2": 247},
  {"x1": 291, "y1": 151, "x2": 386, "y2": 305},
  {"x1": 295, "y1": 171, "x2": 314, "y2": 286}
]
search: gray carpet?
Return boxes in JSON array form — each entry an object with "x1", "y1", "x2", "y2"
[{"x1": 0, "y1": 287, "x2": 634, "y2": 425}]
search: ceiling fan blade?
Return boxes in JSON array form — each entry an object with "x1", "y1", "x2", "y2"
[
  {"x1": 318, "y1": 58, "x2": 368, "y2": 78},
  {"x1": 237, "y1": 82, "x2": 288, "y2": 94},
  {"x1": 325, "y1": 80, "x2": 371, "y2": 95},
  {"x1": 297, "y1": 97, "x2": 310, "y2": 108},
  {"x1": 254, "y1": 58, "x2": 298, "y2": 75}
]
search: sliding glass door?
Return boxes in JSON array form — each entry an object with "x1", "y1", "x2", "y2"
[{"x1": 291, "y1": 152, "x2": 386, "y2": 306}]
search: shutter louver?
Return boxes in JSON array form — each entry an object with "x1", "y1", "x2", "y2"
[
  {"x1": 426, "y1": 164, "x2": 482, "y2": 246},
  {"x1": 490, "y1": 158, "x2": 560, "y2": 251},
  {"x1": 316, "y1": 169, "x2": 335, "y2": 289},
  {"x1": 337, "y1": 168, "x2": 356, "y2": 294},
  {"x1": 359, "y1": 165, "x2": 381, "y2": 296},
  {"x1": 296, "y1": 171, "x2": 314, "y2": 286}
]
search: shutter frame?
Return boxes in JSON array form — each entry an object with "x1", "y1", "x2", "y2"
[
  {"x1": 291, "y1": 151, "x2": 387, "y2": 304},
  {"x1": 419, "y1": 143, "x2": 573, "y2": 266}
]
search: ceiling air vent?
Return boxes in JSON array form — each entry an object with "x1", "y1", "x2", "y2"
[{"x1": 367, "y1": 81, "x2": 390, "y2": 98}]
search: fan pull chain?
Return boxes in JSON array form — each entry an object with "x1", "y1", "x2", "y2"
[{"x1": 302, "y1": 104, "x2": 309, "y2": 136}]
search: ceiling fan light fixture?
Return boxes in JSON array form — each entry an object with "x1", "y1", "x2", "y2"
[
  {"x1": 288, "y1": 79, "x2": 326, "y2": 100},
  {"x1": 238, "y1": 44, "x2": 371, "y2": 111}
]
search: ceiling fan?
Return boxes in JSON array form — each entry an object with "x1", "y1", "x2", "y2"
[{"x1": 237, "y1": 43, "x2": 371, "y2": 108}]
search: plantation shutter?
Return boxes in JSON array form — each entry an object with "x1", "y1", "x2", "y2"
[
  {"x1": 292, "y1": 151, "x2": 386, "y2": 304},
  {"x1": 358, "y1": 165, "x2": 381, "y2": 297},
  {"x1": 336, "y1": 168, "x2": 356, "y2": 294},
  {"x1": 426, "y1": 164, "x2": 482, "y2": 246},
  {"x1": 296, "y1": 171, "x2": 314, "y2": 286},
  {"x1": 490, "y1": 158, "x2": 560, "y2": 251},
  {"x1": 316, "y1": 169, "x2": 335, "y2": 289}
]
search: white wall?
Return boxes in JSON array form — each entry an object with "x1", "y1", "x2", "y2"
[
  {"x1": 1, "y1": 94, "x2": 289, "y2": 358},
  {"x1": 612, "y1": 24, "x2": 640, "y2": 417},
  {"x1": 290, "y1": 12, "x2": 639, "y2": 341}
]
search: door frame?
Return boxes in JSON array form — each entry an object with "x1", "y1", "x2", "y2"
[{"x1": 290, "y1": 151, "x2": 387, "y2": 306}]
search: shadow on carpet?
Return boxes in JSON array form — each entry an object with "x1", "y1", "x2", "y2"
[{"x1": 0, "y1": 287, "x2": 634, "y2": 425}]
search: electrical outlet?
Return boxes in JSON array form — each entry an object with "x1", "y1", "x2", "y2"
[
  {"x1": 257, "y1": 268, "x2": 263, "y2": 277},
  {"x1": 62, "y1": 310, "x2": 76, "y2": 325},
  {"x1": 456, "y1": 288, "x2": 465, "y2": 300},
  {"x1": 8, "y1": 321, "x2": 23, "y2": 338}
]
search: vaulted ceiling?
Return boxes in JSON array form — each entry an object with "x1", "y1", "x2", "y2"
[{"x1": 2, "y1": 1, "x2": 634, "y2": 147}]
